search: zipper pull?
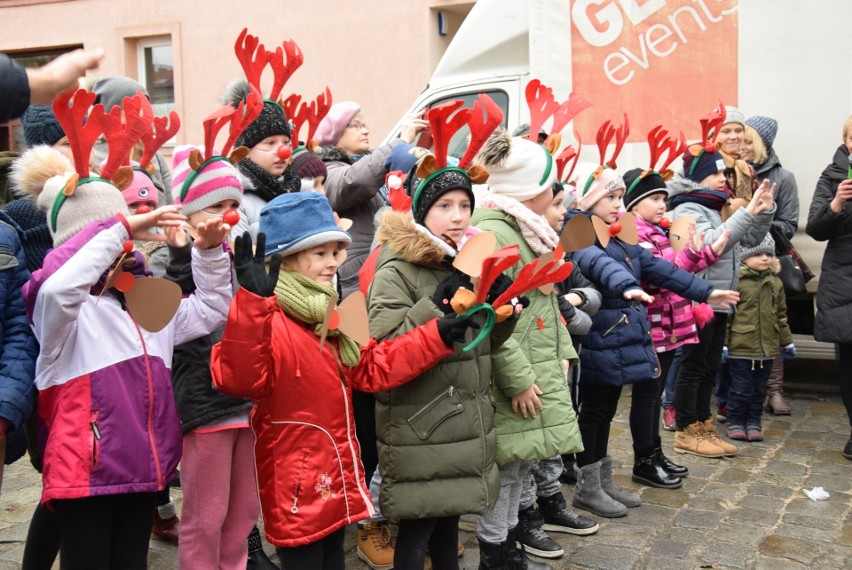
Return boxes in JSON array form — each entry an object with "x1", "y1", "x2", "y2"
[
  {"x1": 448, "y1": 386, "x2": 454, "y2": 397},
  {"x1": 291, "y1": 498, "x2": 299, "y2": 514},
  {"x1": 90, "y1": 416, "x2": 101, "y2": 440}
]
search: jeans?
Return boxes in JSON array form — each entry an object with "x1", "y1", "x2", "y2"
[
  {"x1": 661, "y1": 347, "x2": 681, "y2": 406},
  {"x1": 726, "y1": 358, "x2": 772, "y2": 426},
  {"x1": 716, "y1": 361, "x2": 731, "y2": 409},
  {"x1": 276, "y1": 527, "x2": 345, "y2": 570},
  {"x1": 395, "y1": 516, "x2": 460, "y2": 570},
  {"x1": 674, "y1": 314, "x2": 728, "y2": 429}
]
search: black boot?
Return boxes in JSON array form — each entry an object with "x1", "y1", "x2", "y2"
[
  {"x1": 516, "y1": 506, "x2": 564, "y2": 559},
  {"x1": 247, "y1": 526, "x2": 278, "y2": 570},
  {"x1": 478, "y1": 538, "x2": 504, "y2": 570},
  {"x1": 504, "y1": 527, "x2": 552, "y2": 569},
  {"x1": 844, "y1": 433, "x2": 852, "y2": 461},
  {"x1": 537, "y1": 491, "x2": 599, "y2": 535},
  {"x1": 654, "y1": 446, "x2": 688, "y2": 476},
  {"x1": 632, "y1": 455, "x2": 682, "y2": 489},
  {"x1": 558, "y1": 454, "x2": 576, "y2": 485}
]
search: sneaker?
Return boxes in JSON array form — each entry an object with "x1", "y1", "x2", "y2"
[
  {"x1": 662, "y1": 404, "x2": 676, "y2": 431},
  {"x1": 674, "y1": 422, "x2": 725, "y2": 458},
  {"x1": 516, "y1": 508, "x2": 564, "y2": 559},
  {"x1": 746, "y1": 424, "x2": 764, "y2": 442},
  {"x1": 357, "y1": 521, "x2": 394, "y2": 570},
  {"x1": 716, "y1": 404, "x2": 727, "y2": 422},
  {"x1": 538, "y1": 492, "x2": 599, "y2": 536},
  {"x1": 725, "y1": 423, "x2": 747, "y2": 441}
]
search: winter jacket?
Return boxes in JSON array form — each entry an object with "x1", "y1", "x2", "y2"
[
  {"x1": 635, "y1": 216, "x2": 719, "y2": 353},
  {"x1": 470, "y1": 208, "x2": 584, "y2": 461},
  {"x1": 726, "y1": 262, "x2": 793, "y2": 359},
  {"x1": 667, "y1": 174, "x2": 776, "y2": 313},
  {"x1": 0, "y1": 213, "x2": 37, "y2": 430},
  {"x1": 806, "y1": 144, "x2": 852, "y2": 343},
  {"x1": 164, "y1": 242, "x2": 250, "y2": 434},
  {"x1": 22, "y1": 217, "x2": 232, "y2": 504},
  {"x1": 211, "y1": 287, "x2": 452, "y2": 547},
  {"x1": 566, "y1": 210, "x2": 714, "y2": 387},
  {"x1": 322, "y1": 140, "x2": 405, "y2": 297},
  {"x1": 0, "y1": 54, "x2": 29, "y2": 123},
  {"x1": 232, "y1": 178, "x2": 271, "y2": 241},
  {"x1": 751, "y1": 148, "x2": 799, "y2": 240}
]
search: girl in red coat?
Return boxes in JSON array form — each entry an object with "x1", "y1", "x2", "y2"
[{"x1": 211, "y1": 192, "x2": 474, "y2": 569}]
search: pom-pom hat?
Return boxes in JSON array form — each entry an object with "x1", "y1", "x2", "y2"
[
  {"x1": 259, "y1": 192, "x2": 350, "y2": 257},
  {"x1": 480, "y1": 134, "x2": 556, "y2": 202}
]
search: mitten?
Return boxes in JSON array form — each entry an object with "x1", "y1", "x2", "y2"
[
  {"x1": 436, "y1": 314, "x2": 480, "y2": 347},
  {"x1": 432, "y1": 271, "x2": 473, "y2": 315}
]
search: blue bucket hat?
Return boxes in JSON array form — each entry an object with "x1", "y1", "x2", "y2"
[{"x1": 259, "y1": 193, "x2": 351, "y2": 257}]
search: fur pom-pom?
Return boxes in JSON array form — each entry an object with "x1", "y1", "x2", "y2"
[
  {"x1": 477, "y1": 128, "x2": 512, "y2": 167},
  {"x1": 692, "y1": 302, "x2": 715, "y2": 328},
  {"x1": 10, "y1": 145, "x2": 73, "y2": 201},
  {"x1": 221, "y1": 78, "x2": 253, "y2": 106}
]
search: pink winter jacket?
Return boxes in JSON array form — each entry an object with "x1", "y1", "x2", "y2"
[{"x1": 635, "y1": 217, "x2": 719, "y2": 353}]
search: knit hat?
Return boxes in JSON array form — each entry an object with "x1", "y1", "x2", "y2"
[
  {"x1": 39, "y1": 174, "x2": 129, "y2": 246},
  {"x1": 622, "y1": 168, "x2": 668, "y2": 211},
  {"x1": 21, "y1": 105, "x2": 65, "y2": 148},
  {"x1": 723, "y1": 105, "x2": 745, "y2": 127},
  {"x1": 478, "y1": 131, "x2": 556, "y2": 202},
  {"x1": 682, "y1": 148, "x2": 725, "y2": 183},
  {"x1": 746, "y1": 116, "x2": 778, "y2": 149},
  {"x1": 315, "y1": 101, "x2": 361, "y2": 147},
  {"x1": 741, "y1": 233, "x2": 775, "y2": 260},
  {"x1": 172, "y1": 145, "x2": 244, "y2": 215},
  {"x1": 92, "y1": 76, "x2": 149, "y2": 111},
  {"x1": 573, "y1": 163, "x2": 626, "y2": 211},
  {"x1": 408, "y1": 165, "x2": 475, "y2": 225},
  {"x1": 223, "y1": 79, "x2": 291, "y2": 150},
  {"x1": 0, "y1": 199, "x2": 51, "y2": 272},
  {"x1": 291, "y1": 147, "x2": 327, "y2": 179},
  {"x1": 259, "y1": 192, "x2": 350, "y2": 257},
  {"x1": 122, "y1": 165, "x2": 159, "y2": 208}
]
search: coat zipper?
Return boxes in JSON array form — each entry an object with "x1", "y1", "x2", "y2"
[
  {"x1": 603, "y1": 313, "x2": 629, "y2": 337},
  {"x1": 406, "y1": 385, "x2": 457, "y2": 424},
  {"x1": 131, "y1": 319, "x2": 163, "y2": 489},
  {"x1": 90, "y1": 411, "x2": 101, "y2": 468},
  {"x1": 292, "y1": 449, "x2": 309, "y2": 513},
  {"x1": 471, "y1": 353, "x2": 490, "y2": 508}
]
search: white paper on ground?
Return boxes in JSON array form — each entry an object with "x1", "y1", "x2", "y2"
[{"x1": 803, "y1": 487, "x2": 830, "y2": 501}]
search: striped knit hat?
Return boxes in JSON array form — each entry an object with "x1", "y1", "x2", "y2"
[{"x1": 171, "y1": 145, "x2": 244, "y2": 215}]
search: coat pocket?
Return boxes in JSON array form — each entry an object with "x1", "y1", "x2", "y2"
[{"x1": 406, "y1": 386, "x2": 464, "y2": 441}]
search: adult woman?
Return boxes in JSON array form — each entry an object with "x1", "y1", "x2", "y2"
[{"x1": 805, "y1": 115, "x2": 852, "y2": 460}]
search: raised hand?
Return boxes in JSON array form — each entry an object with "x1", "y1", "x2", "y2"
[
  {"x1": 710, "y1": 229, "x2": 731, "y2": 256},
  {"x1": 623, "y1": 288, "x2": 654, "y2": 304},
  {"x1": 707, "y1": 289, "x2": 740, "y2": 309},
  {"x1": 233, "y1": 232, "x2": 282, "y2": 297},
  {"x1": 193, "y1": 218, "x2": 230, "y2": 250},
  {"x1": 127, "y1": 205, "x2": 185, "y2": 242}
]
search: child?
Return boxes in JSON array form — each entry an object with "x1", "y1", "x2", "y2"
[
  {"x1": 566, "y1": 150, "x2": 737, "y2": 517},
  {"x1": 724, "y1": 235, "x2": 795, "y2": 441},
  {"x1": 667, "y1": 137, "x2": 776, "y2": 458},
  {"x1": 211, "y1": 192, "x2": 472, "y2": 570},
  {"x1": 473, "y1": 130, "x2": 590, "y2": 567},
  {"x1": 22, "y1": 90, "x2": 234, "y2": 568},
  {"x1": 623, "y1": 163, "x2": 729, "y2": 485}
]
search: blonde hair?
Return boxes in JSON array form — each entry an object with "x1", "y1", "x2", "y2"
[
  {"x1": 843, "y1": 115, "x2": 852, "y2": 141},
  {"x1": 744, "y1": 125, "x2": 767, "y2": 164}
]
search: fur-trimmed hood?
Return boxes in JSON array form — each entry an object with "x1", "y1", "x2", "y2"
[
  {"x1": 740, "y1": 258, "x2": 781, "y2": 277},
  {"x1": 376, "y1": 209, "x2": 451, "y2": 269},
  {"x1": 317, "y1": 146, "x2": 353, "y2": 165}
]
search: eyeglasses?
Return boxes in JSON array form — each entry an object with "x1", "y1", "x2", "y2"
[{"x1": 347, "y1": 122, "x2": 369, "y2": 131}]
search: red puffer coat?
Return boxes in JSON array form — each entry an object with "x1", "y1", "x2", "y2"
[{"x1": 211, "y1": 288, "x2": 453, "y2": 548}]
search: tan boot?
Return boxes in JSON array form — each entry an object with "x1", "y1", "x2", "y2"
[
  {"x1": 702, "y1": 419, "x2": 738, "y2": 456},
  {"x1": 766, "y1": 355, "x2": 792, "y2": 415},
  {"x1": 357, "y1": 521, "x2": 395, "y2": 570},
  {"x1": 674, "y1": 422, "x2": 725, "y2": 458}
]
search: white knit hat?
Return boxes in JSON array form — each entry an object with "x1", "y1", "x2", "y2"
[
  {"x1": 38, "y1": 174, "x2": 130, "y2": 246},
  {"x1": 573, "y1": 162, "x2": 626, "y2": 211},
  {"x1": 479, "y1": 132, "x2": 556, "y2": 201}
]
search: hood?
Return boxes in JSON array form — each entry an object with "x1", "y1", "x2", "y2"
[
  {"x1": 317, "y1": 146, "x2": 353, "y2": 165},
  {"x1": 665, "y1": 173, "x2": 705, "y2": 199},
  {"x1": 823, "y1": 144, "x2": 850, "y2": 184},
  {"x1": 376, "y1": 209, "x2": 450, "y2": 269},
  {"x1": 752, "y1": 147, "x2": 781, "y2": 177}
]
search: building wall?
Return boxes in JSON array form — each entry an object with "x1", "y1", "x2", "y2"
[{"x1": 1, "y1": 0, "x2": 474, "y2": 148}]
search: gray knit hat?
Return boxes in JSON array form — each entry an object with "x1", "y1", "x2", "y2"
[
  {"x1": 723, "y1": 105, "x2": 745, "y2": 127},
  {"x1": 21, "y1": 105, "x2": 65, "y2": 148},
  {"x1": 38, "y1": 174, "x2": 129, "y2": 246},
  {"x1": 741, "y1": 233, "x2": 775, "y2": 260},
  {"x1": 746, "y1": 116, "x2": 778, "y2": 149},
  {"x1": 92, "y1": 76, "x2": 150, "y2": 112}
]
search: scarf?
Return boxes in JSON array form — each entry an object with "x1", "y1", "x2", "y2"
[
  {"x1": 669, "y1": 188, "x2": 733, "y2": 212},
  {"x1": 274, "y1": 270, "x2": 361, "y2": 367},
  {"x1": 480, "y1": 192, "x2": 559, "y2": 256},
  {"x1": 239, "y1": 158, "x2": 302, "y2": 203}
]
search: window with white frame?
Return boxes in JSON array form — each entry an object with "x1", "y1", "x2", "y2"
[{"x1": 137, "y1": 37, "x2": 175, "y2": 117}]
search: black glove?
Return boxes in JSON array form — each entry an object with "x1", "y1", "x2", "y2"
[
  {"x1": 436, "y1": 314, "x2": 480, "y2": 347},
  {"x1": 557, "y1": 293, "x2": 577, "y2": 323},
  {"x1": 516, "y1": 296, "x2": 530, "y2": 309},
  {"x1": 432, "y1": 271, "x2": 473, "y2": 315},
  {"x1": 486, "y1": 273, "x2": 513, "y2": 305},
  {"x1": 234, "y1": 232, "x2": 282, "y2": 297}
]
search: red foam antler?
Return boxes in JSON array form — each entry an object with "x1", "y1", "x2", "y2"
[
  {"x1": 100, "y1": 94, "x2": 155, "y2": 180},
  {"x1": 426, "y1": 100, "x2": 469, "y2": 169},
  {"x1": 699, "y1": 101, "x2": 726, "y2": 151},
  {"x1": 283, "y1": 87, "x2": 333, "y2": 146},
  {"x1": 491, "y1": 246, "x2": 574, "y2": 308},
  {"x1": 550, "y1": 92, "x2": 592, "y2": 135},
  {"x1": 595, "y1": 114, "x2": 630, "y2": 168},
  {"x1": 459, "y1": 94, "x2": 504, "y2": 169},
  {"x1": 475, "y1": 245, "x2": 522, "y2": 304},
  {"x1": 647, "y1": 126, "x2": 688, "y2": 175},
  {"x1": 555, "y1": 142, "x2": 581, "y2": 183},
  {"x1": 525, "y1": 80, "x2": 559, "y2": 143},
  {"x1": 234, "y1": 28, "x2": 269, "y2": 92},
  {"x1": 139, "y1": 111, "x2": 180, "y2": 170},
  {"x1": 52, "y1": 89, "x2": 104, "y2": 179},
  {"x1": 268, "y1": 40, "x2": 304, "y2": 101},
  {"x1": 221, "y1": 87, "x2": 263, "y2": 155}
]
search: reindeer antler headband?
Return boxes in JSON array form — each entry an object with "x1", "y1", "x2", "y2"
[
  {"x1": 625, "y1": 125, "x2": 687, "y2": 195},
  {"x1": 581, "y1": 114, "x2": 630, "y2": 197},
  {"x1": 686, "y1": 101, "x2": 726, "y2": 178}
]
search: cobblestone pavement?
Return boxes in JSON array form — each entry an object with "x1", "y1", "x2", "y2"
[{"x1": 0, "y1": 386, "x2": 849, "y2": 569}]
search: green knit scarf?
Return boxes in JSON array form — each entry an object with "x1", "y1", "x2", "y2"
[{"x1": 274, "y1": 270, "x2": 361, "y2": 367}]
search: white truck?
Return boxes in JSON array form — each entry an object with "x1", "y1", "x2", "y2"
[{"x1": 386, "y1": 0, "x2": 852, "y2": 359}]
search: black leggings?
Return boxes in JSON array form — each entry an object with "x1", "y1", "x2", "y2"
[
  {"x1": 52, "y1": 492, "x2": 156, "y2": 570},
  {"x1": 837, "y1": 344, "x2": 852, "y2": 429},
  {"x1": 674, "y1": 314, "x2": 728, "y2": 429},
  {"x1": 352, "y1": 390, "x2": 378, "y2": 483},
  {"x1": 276, "y1": 527, "x2": 345, "y2": 570},
  {"x1": 22, "y1": 502, "x2": 60, "y2": 570},
  {"x1": 394, "y1": 516, "x2": 460, "y2": 570},
  {"x1": 577, "y1": 383, "x2": 623, "y2": 467},
  {"x1": 629, "y1": 350, "x2": 676, "y2": 458}
]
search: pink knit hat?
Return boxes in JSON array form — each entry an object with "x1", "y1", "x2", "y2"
[
  {"x1": 171, "y1": 145, "x2": 244, "y2": 215},
  {"x1": 315, "y1": 101, "x2": 361, "y2": 147}
]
